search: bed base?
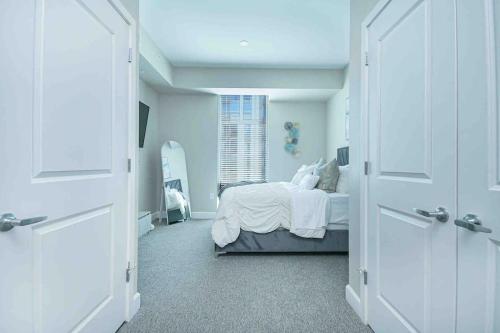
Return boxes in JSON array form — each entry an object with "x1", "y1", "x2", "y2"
[{"x1": 214, "y1": 229, "x2": 348, "y2": 256}]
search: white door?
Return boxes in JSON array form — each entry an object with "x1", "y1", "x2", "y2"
[
  {"x1": 456, "y1": 0, "x2": 500, "y2": 332},
  {"x1": 0, "y1": 1, "x2": 131, "y2": 332},
  {"x1": 366, "y1": 0, "x2": 457, "y2": 332}
]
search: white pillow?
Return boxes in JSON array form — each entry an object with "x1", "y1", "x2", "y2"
[
  {"x1": 299, "y1": 174, "x2": 320, "y2": 190},
  {"x1": 336, "y1": 165, "x2": 349, "y2": 194},
  {"x1": 291, "y1": 165, "x2": 306, "y2": 184},
  {"x1": 313, "y1": 158, "x2": 327, "y2": 176},
  {"x1": 291, "y1": 164, "x2": 315, "y2": 185},
  {"x1": 315, "y1": 157, "x2": 326, "y2": 167}
]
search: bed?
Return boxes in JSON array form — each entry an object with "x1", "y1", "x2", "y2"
[{"x1": 213, "y1": 147, "x2": 349, "y2": 255}]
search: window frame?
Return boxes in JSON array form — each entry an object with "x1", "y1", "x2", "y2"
[{"x1": 217, "y1": 95, "x2": 269, "y2": 189}]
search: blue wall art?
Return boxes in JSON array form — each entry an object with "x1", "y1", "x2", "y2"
[{"x1": 284, "y1": 121, "x2": 301, "y2": 157}]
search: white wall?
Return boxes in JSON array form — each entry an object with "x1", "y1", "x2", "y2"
[
  {"x1": 326, "y1": 72, "x2": 350, "y2": 161},
  {"x1": 138, "y1": 80, "x2": 161, "y2": 214},
  {"x1": 348, "y1": 0, "x2": 379, "y2": 301},
  {"x1": 268, "y1": 101, "x2": 327, "y2": 182},
  {"x1": 140, "y1": 28, "x2": 173, "y2": 86},
  {"x1": 174, "y1": 67, "x2": 344, "y2": 90},
  {"x1": 159, "y1": 94, "x2": 219, "y2": 214}
]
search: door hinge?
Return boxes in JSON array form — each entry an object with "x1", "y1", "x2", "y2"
[
  {"x1": 128, "y1": 158, "x2": 132, "y2": 173},
  {"x1": 360, "y1": 268, "x2": 368, "y2": 285},
  {"x1": 126, "y1": 261, "x2": 136, "y2": 283},
  {"x1": 364, "y1": 52, "x2": 369, "y2": 66},
  {"x1": 126, "y1": 262, "x2": 131, "y2": 282},
  {"x1": 128, "y1": 48, "x2": 133, "y2": 63},
  {"x1": 364, "y1": 161, "x2": 370, "y2": 175}
]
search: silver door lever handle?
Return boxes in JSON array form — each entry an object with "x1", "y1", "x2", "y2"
[
  {"x1": 413, "y1": 207, "x2": 449, "y2": 222},
  {"x1": 454, "y1": 214, "x2": 492, "y2": 233},
  {"x1": 0, "y1": 213, "x2": 48, "y2": 232}
]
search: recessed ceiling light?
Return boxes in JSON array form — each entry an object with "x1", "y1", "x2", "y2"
[{"x1": 240, "y1": 40, "x2": 249, "y2": 47}]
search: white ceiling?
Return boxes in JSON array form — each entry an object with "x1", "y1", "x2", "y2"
[{"x1": 140, "y1": 0, "x2": 350, "y2": 69}]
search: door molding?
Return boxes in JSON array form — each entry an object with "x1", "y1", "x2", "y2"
[
  {"x1": 485, "y1": 0, "x2": 500, "y2": 192},
  {"x1": 107, "y1": 0, "x2": 140, "y2": 322}
]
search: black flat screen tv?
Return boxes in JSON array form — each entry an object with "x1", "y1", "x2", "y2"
[{"x1": 139, "y1": 101, "x2": 149, "y2": 148}]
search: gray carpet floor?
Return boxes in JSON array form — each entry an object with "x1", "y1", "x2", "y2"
[{"x1": 118, "y1": 220, "x2": 371, "y2": 333}]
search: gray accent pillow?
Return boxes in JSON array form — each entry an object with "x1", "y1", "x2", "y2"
[{"x1": 315, "y1": 158, "x2": 340, "y2": 192}]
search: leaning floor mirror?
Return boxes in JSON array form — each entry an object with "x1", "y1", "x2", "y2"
[{"x1": 159, "y1": 141, "x2": 191, "y2": 224}]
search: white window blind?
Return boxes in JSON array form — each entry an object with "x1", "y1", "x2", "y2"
[{"x1": 218, "y1": 95, "x2": 268, "y2": 186}]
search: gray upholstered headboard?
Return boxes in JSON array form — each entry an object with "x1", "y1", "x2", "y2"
[{"x1": 337, "y1": 147, "x2": 349, "y2": 166}]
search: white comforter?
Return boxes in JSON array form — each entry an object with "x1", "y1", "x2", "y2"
[{"x1": 211, "y1": 182, "x2": 330, "y2": 247}]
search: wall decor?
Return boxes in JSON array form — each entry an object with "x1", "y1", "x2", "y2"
[{"x1": 284, "y1": 121, "x2": 301, "y2": 157}]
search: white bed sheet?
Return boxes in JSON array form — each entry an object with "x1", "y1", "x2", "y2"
[
  {"x1": 326, "y1": 192, "x2": 349, "y2": 230},
  {"x1": 212, "y1": 182, "x2": 331, "y2": 247},
  {"x1": 212, "y1": 183, "x2": 349, "y2": 247}
]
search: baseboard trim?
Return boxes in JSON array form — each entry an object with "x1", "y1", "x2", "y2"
[
  {"x1": 126, "y1": 292, "x2": 141, "y2": 321},
  {"x1": 346, "y1": 284, "x2": 362, "y2": 320},
  {"x1": 152, "y1": 211, "x2": 215, "y2": 220},
  {"x1": 191, "y1": 211, "x2": 216, "y2": 219}
]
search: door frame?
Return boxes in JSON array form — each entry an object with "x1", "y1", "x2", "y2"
[
  {"x1": 359, "y1": 0, "x2": 396, "y2": 326},
  {"x1": 107, "y1": 0, "x2": 140, "y2": 322}
]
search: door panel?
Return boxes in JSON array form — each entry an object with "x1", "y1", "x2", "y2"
[
  {"x1": 367, "y1": 0, "x2": 456, "y2": 332},
  {"x1": 0, "y1": 0, "x2": 131, "y2": 332},
  {"x1": 456, "y1": 0, "x2": 500, "y2": 332},
  {"x1": 379, "y1": 1, "x2": 429, "y2": 178},
  {"x1": 377, "y1": 207, "x2": 431, "y2": 332},
  {"x1": 35, "y1": 0, "x2": 116, "y2": 175},
  {"x1": 34, "y1": 207, "x2": 113, "y2": 333}
]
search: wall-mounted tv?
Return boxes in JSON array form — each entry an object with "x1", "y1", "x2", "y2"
[{"x1": 139, "y1": 101, "x2": 149, "y2": 148}]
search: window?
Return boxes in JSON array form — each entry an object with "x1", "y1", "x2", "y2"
[{"x1": 218, "y1": 95, "x2": 268, "y2": 187}]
